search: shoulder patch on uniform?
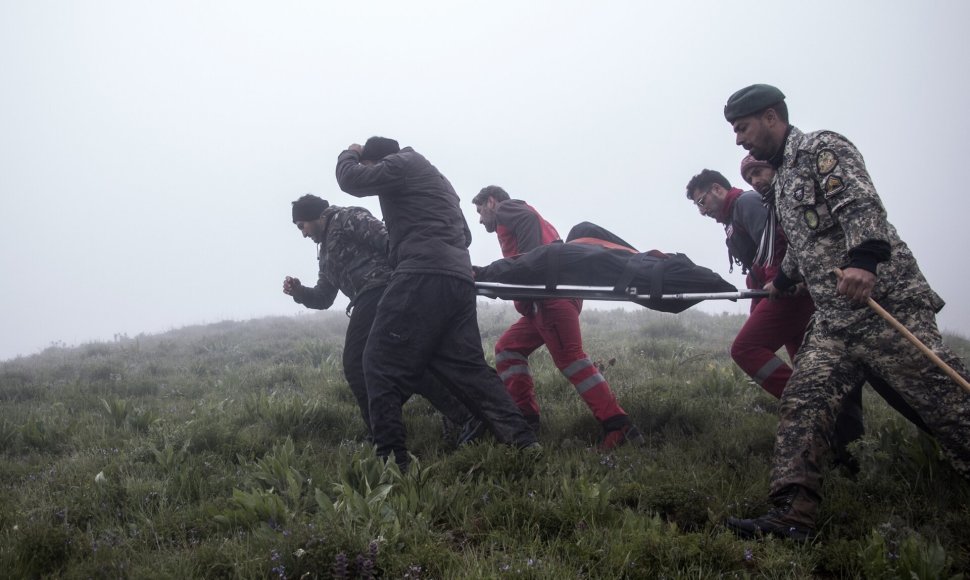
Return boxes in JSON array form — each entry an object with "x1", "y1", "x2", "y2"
[
  {"x1": 793, "y1": 187, "x2": 805, "y2": 202},
  {"x1": 804, "y1": 209, "x2": 819, "y2": 229},
  {"x1": 816, "y1": 149, "x2": 838, "y2": 175},
  {"x1": 823, "y1": 175, "x2": 845, "y2": 197}
]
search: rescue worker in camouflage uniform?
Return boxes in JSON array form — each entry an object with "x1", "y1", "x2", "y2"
[
  {"x1": 472, "y1": 186, "x2": 644, "y2": 450},
  {"x1": 722, "y1": 84, "x2": 970, "y2": 540},
  {"x1": 284, "y1": 194, "x2": 482, "y2": 444},
  {"x1": 335, "y1": 137, "x2": 539, "y2": 469}
]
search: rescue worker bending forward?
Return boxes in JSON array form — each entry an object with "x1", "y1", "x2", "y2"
[{"x1": 472, "y1": 186, "x2": 644, "y2": 450}]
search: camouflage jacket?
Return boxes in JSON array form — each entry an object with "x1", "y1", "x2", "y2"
[
  {"x1": 773, "y1": 126, "x2": 942, "y2": 330},
  {"x1": 292, "y1": 205, "x2": 392, "y2": 310}
]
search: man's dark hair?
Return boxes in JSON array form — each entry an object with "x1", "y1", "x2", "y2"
[
  {"x1": 471, "y1": 185, "x2": 511, "y2": 206},
  {"x1": 360, "y1": 136, "x2": 401, "y2": 161},
  {"x1": 685, "y1": 169, "x2": 731, "y2": 199},
  {"x1": 292, "y1": 194, "x2": 329, "y2": 222}
]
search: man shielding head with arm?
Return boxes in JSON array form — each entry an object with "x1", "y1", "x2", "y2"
[{"x1": 335, "y1": 138, "x2": 538, "y2": 470}]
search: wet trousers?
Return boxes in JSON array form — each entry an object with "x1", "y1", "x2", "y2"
[
  {"x1": 770, "y1": 300, "x2": 970, "y2": 523},
  {"x1": 363, "y1": 274, "x2": 537, "y2": 466},
  {"x1": 343, "y1": 286, "x2": 473, "y2": 436},
  {"x1": 731, "y1": 293, "x2": 815, "y2": 398},
  {"x1": 494, "y1": 298, "x2": 627, "y2": 427}
]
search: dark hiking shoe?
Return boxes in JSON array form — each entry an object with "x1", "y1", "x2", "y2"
[
  {"x1": 725, "y1": 511, "x2": 816, "y2": 542},
  {"x1": 456, "y1": 418, "x2": 487, "y2": 446},
  {"x1": 833, "y1": 457, "x2": 860, "y2": 479},
  {"x1": 523, "y1": 414, "x2": 541, "y2": 434},
  {"x1": 726, "y1": 485, "x2": 819, "y2": 542},
  {"x1": 598, "y1": 424, "x2": 645, "y2": 451},
  {"x1": 832, "y1": 449, "x2": 860, "y2": 478},
  {"x1": 440, "y1": 417, "x2": 459, "y2": 444},
  {"x1": 521, "y1": 441, "x2": 543, "y2": 460}
]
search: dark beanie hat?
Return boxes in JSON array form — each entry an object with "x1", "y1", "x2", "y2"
[
  {"x1": 292, "y1": 194, "x2": 329, "y2": 222},
  {"x1": 360, "y1": 136, "x2": 400, "y2": 161},
  {"x1": 724, "y1": 84, "x2": 785, "y2": 123}
]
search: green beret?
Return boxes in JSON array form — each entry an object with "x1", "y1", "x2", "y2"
[{"x1": 724, "y1": 84, "x2": 785, "y2": 123}]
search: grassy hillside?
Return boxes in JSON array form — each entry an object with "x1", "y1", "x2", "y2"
[{"x1": 1, "y1": 304, "x2": 968, "y2": 578}]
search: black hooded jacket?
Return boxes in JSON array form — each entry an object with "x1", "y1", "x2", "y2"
[{"x1": 335, "y1": 147, "x2": 474, "y2": 281}]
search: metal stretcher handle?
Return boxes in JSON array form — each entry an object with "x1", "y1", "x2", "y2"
[{"x1": 474, "y1": 282, "x2": 768, "y2": 301}]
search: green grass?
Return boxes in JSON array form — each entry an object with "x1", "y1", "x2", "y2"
[{"x1": 0, "y1": 305, "x2": 968, "y2": 578}]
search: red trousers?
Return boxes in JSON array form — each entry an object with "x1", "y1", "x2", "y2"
[
  {"x1": 494, "y1": 298, "x2": 626, "y2": 423},
  {"x1": 731, "y1": 293, "x2": 815, "y2": 398}
]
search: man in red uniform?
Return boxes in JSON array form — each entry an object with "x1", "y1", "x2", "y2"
[
  {"x1": 686, "y1": 166, "x2": 814, "y2": 398},
  {"x1": 471, "y1": 186, "x2": 643, "y2": 450}
]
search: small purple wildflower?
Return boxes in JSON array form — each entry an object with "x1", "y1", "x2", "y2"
[{"x1": 332, "y1": 552, "x2": 348, "y2": 579}]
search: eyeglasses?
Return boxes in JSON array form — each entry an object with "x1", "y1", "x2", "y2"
[{"x1": 693, "y1": 186, "x2": 716, "y2": 209}]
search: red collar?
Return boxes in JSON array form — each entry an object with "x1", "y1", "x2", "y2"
[{"x1": 717, "y1": 187, "x2": 744, "y2": 224}]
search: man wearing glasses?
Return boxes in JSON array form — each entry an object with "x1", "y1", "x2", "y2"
[{"x1": 685, "y1": 167, "x2": 814, "y2": 400}]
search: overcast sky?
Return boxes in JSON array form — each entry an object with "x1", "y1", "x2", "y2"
[{"x1": 2, "y1": 1, "x2": 968, "y2": 361}]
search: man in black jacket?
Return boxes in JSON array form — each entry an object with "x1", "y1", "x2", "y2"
[
  {"x1": 283, "y1": 194, "x2": 482, "y2": 445},
  {"x1": 335, "y1": 137, "x2": 539, "y2": 469}
]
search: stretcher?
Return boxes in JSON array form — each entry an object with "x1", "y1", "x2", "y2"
[
  {"x1": 472, "y1": 240, "x2": 764, "y2": 313},
  {"x1": 475, "y1": 282, "x2": 768, "y2": 303}
]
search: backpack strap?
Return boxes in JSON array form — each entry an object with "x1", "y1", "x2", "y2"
[
  {"x1": 648, "y1": 256, "x2": 669, "y2": 305},
  {"x1": 613, "y1": 252, "x2": 648, "y2": 293}
]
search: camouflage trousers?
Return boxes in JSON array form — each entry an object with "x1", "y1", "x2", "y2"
[{"x1": 770, "y1": 298, "x2": 970, "y2": 519}]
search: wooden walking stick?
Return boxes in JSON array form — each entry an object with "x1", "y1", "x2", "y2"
[{"x1": 833, "y1": 268, "x2": 970, "y2": 394}]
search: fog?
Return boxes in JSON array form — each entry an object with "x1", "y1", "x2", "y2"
[{"x1": 2, "y1": 1, "x2": 968, "y2": 361}]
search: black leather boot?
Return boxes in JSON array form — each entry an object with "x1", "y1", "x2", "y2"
[{"x1": 726, "y1": 485, "x2": 818, "y2": 541}]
